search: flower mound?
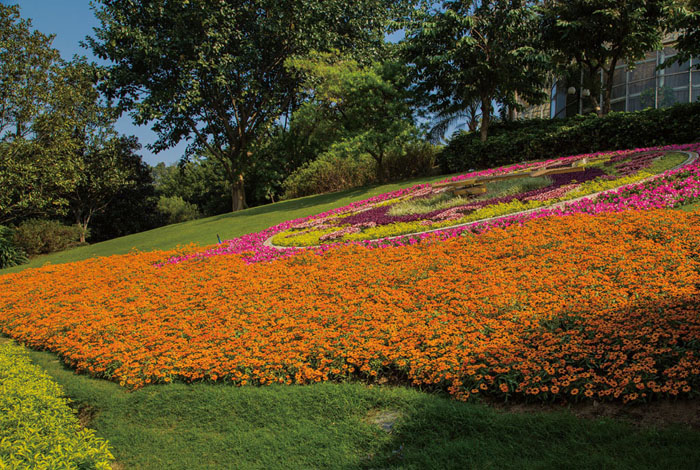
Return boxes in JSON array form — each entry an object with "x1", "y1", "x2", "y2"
[
  {"x1": 163, "y1": 143, "x2": 700, "y2": 266},
  {"x1": 1, "y1": 210, "x2": 699, "y2": 404}
]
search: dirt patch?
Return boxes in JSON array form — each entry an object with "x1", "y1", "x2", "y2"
[
  {"x1": 366, "y1": 409, "x2": 403, "y2": 433},
  {"x1": 69, "y1": 402, "x2": 99, "y2": 428},
  {"x1": 491, "y1": 399, "x2": 700, "y2": 430}
]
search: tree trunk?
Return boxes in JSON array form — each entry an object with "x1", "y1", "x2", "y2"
[
  {"x1": 480, "y1": 97, "x2": 491, "y2": 142},
  {"x1": 600, "y1": 59, "x2": 618, "y2": 116},
  {"x1": 75, "y1": 211, "x2": 89, "y2": 244},
  {"x1": 375, "y1": 153, "x2": 385, "y2": 183},
  {"x1": 231, "y1": 173, "x2": 245, "y2": 212}
]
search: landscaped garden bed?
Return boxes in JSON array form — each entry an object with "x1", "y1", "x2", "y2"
[
  {"x1": 1, "y1": 209, "x2": 699, "y2": 404},
  {"x1": 0, "y1": 340, "x2": 113, "y2": 469},
  {"x1": 163, "y1": 142, "x2": 700, "y2": 265},
  {"x1": 1, "y1": 143, "x2": 700, "y2": 408}
]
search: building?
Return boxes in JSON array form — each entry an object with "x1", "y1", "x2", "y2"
[{"x1": 532, "y1": 35, "x2": 699, "y2": 120}]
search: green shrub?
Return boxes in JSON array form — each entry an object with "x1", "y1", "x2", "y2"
[
  {"x1": 439, "y1": 102, "x2": 700, "y2": 173},
  {"x1": 282, "y1": 142, "x2": 377, "y2": 199},
  {"x1": 383, "y1": 140, "x2": 439, "y2": 180},
  {"x1": 0, "y1": 341, "x2": 114, "y2": 469},
  {"x1": 13, "y1": 219, "x2": 84, "y2": 257},
  {"x1": 0, "y1": 226, "x2": 28, "y2": 269},
  {"x1": 157, "y1": 195, "x2": 201, "y2": 225}
]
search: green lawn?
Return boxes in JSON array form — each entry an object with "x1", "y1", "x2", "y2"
[
  {"x1": 0, "y1": 173, "x2": 455, "y2": 274},
  {"x1": 3, "y1": 173, "x2": 700, "y2": 468},
  {"x1": 25, "y1": 347, "x2": 700, "y2": 469}
]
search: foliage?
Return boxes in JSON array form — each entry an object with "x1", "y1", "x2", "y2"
[
  {"x1": 439, "y1": 102, "x2": 700, "y2": 173},
  {"x1": 12, "y1": 219, "x2": 84, "y2": 257},
  {"x1": 1, "y1": 210, "x2": 700, "y2": 406},
  {"x1": 0, "y1": 5, "x2": 79, "y2": 223},
  {"x1": 88, "y1": 145, "x2": 161, "y2": 243},
  {"x1": 89, "y1": 0, "x2": 408, "y2": 211},
  {"x1": 403, "y1": 0, "x2": 551, "y2": 141},
  {"x1": 287, "y1": 53, "x2": 417, "y2": 181},
  {"x1": 379, "y1": 136, "x2": 439, "y2": 181},
  {"x1": 0, "y1": 226, "x2": 27, "y2": 269},
  {"x1": 0, "y1": 341, "x2": 113, "y2": 469},
  {"x1": 664, "y1": 0, "x2": 700, "y2": 68},
  {"x1": 282, "y1": 140, "x2": 378, "y2": 199},
  {"x1": 539, "y1": 0, "x2": 671, "y2": 115},
  {"x1": 153, "y1": 157, "x2": 231, "y2": 217},
  {"x1": 157, "y1": 196, "x2": 201, "y2": 225},
  {"x1": 46, "y1": 59, "x2": 140, "y2": 244}
]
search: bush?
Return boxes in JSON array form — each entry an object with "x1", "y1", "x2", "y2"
[
  {"x1": 0, "y1": 226, "x2": 28, "y2": 269},
  {"x1": 157, "y1": 195, "x2": 201, "y2": 225},
  {"x1": 0, "y1": 341, "x2": 114, "y2": 468},
  {"x1": 282, "y1": 141, "x2": 377, "y2": 199},
  {"x1": 383, "y1": 140, "x2": 439, "y2": 180},
  {"x1": 439, "y1": 102, "x2": 700, "y2": 173},
  {"x1": 282, "y1": 138, "x2": 439, "y2": 199},
  {"x1": 13, "y1": 219, "x2": 84, "y2": 257}
]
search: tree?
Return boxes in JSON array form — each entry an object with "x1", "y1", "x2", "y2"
[
  {"x1": 67, "y1": 136, "x2": 147, "y2": 243},
  {"x1": 540, "y1": 0, "x2": 671, "y2": 116},
  {"x1": 89, "y1": 0, "x2": 408, "y2": 211},
  {"x1": 287, "y1": 53, "x2": 415, "y2": 182},
  {"x1": 0, "y1": 4, "x2": 78, "y2": 223},
  {"x1": 666, "y1": 0, "x2": 700, "y2": 68},
  {"x1": 153, "y1": 156, "x2": 232, "y2": 217},
  {"x1": 403, "y1": 0, "x2": 550, "y2": 142},
  {"x1": 89, "y1": 145, "x2": 160, "y2": 243}
]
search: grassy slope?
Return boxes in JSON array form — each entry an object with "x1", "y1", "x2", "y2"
[
  {"x1": 1, "y1": 174, "x2": 455, "y2": 274},
  {"x1": 28, "y1": 349, "x2": 700, "y2": 469},
  {"x1": 3, "y1": 173, "x2": 700, "y2": 468}
]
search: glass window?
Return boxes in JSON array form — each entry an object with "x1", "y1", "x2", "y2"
[
  {"x1": 657, "y1": 83, "x2": 676, "y2": 108},
  {"x1": 672, "y1": 87, "x2": 690, "y2": 105},
  {"x1": 611, "y1": 67, "x2": 626, "y2": 87},
  {"x1": 663, "y1": 72, "x2": 690, "y2": 89},
  {"x1": 611, "y1": 84, "x2": 627, "y2": 99},
  {"x1": 628, "y1": 78, "x2": 655, "y2": 95},
  {"x1": 629, "y1": 61, "x2": 656, "y2": 83}
]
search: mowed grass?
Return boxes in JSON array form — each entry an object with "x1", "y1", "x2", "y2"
[
  {"x1": 26, "y1": 347, "x2": 700, "y2": 469},
  {"x1": 0, "y1": 173, "x2": 456, "y2": 274},
  {"x1": 3, "y1": 170, "x2": 700, "y2": 468}
]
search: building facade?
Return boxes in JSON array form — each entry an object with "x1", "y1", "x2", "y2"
[{"x1": 542, "y1": 36, "x2": 699, "y2": 119}]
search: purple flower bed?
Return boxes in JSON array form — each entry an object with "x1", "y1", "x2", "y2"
[{"x1": 161, "y1": 143, "x2": 699, "y2": 266}]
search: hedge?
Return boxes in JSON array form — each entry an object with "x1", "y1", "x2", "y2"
[
  {"x1": 0, "y1": 341, "x2": 114, "y2": 469},
  {"x1": 439, "y1": 102, "x2": 700, "y2": 173}
]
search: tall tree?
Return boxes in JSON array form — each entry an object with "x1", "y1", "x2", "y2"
[
  {"x1": 287, "y1": 53, "x2": 414, "y2": 182},
  {"x1": 540, "y1": 0, "x2": 671, "y2": 116},
  {"x1": 403, "y1": 0, "x2": 550, "y2": 142},
  {"x1": 666, "y1": 0, "x2": 700, "y2": 68},
  {"x1": 89, "y1": 0, "x2": 408, "y2": 211},
  {"x1": 0, "y1": 4, "x2": 77, "y2": 223}
]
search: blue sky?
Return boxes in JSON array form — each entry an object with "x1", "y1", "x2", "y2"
[{"x1": 8, "y1": 0, "x2": 187, "y2": 165}]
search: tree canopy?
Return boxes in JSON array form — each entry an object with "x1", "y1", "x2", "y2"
[
  {"x1": 403, "y1": 0, "x2": 551, "y2": 142},
  {"x1": 89, "y1": 0, "x2": 411, "y2": 211},
  {"x1": 540, "y1": 0, "x2": 671, "y2": 115}
]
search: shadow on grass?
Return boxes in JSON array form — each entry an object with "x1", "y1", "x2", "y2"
[{"x1": 12, "y1": 338, "x2": 699, "y2": 470}]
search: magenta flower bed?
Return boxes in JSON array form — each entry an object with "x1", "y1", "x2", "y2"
[{"x1": 163, "y1": 143, "x2": 700, "y2": 265}]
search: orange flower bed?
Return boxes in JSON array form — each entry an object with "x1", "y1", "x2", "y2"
[{"x1": 1, "y1": 210, "x2": 699, "y2": 403}]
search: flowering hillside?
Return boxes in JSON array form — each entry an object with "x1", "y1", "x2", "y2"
[{"x1": 1, "y1": 209, "x2": 699, "y2": 404}]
